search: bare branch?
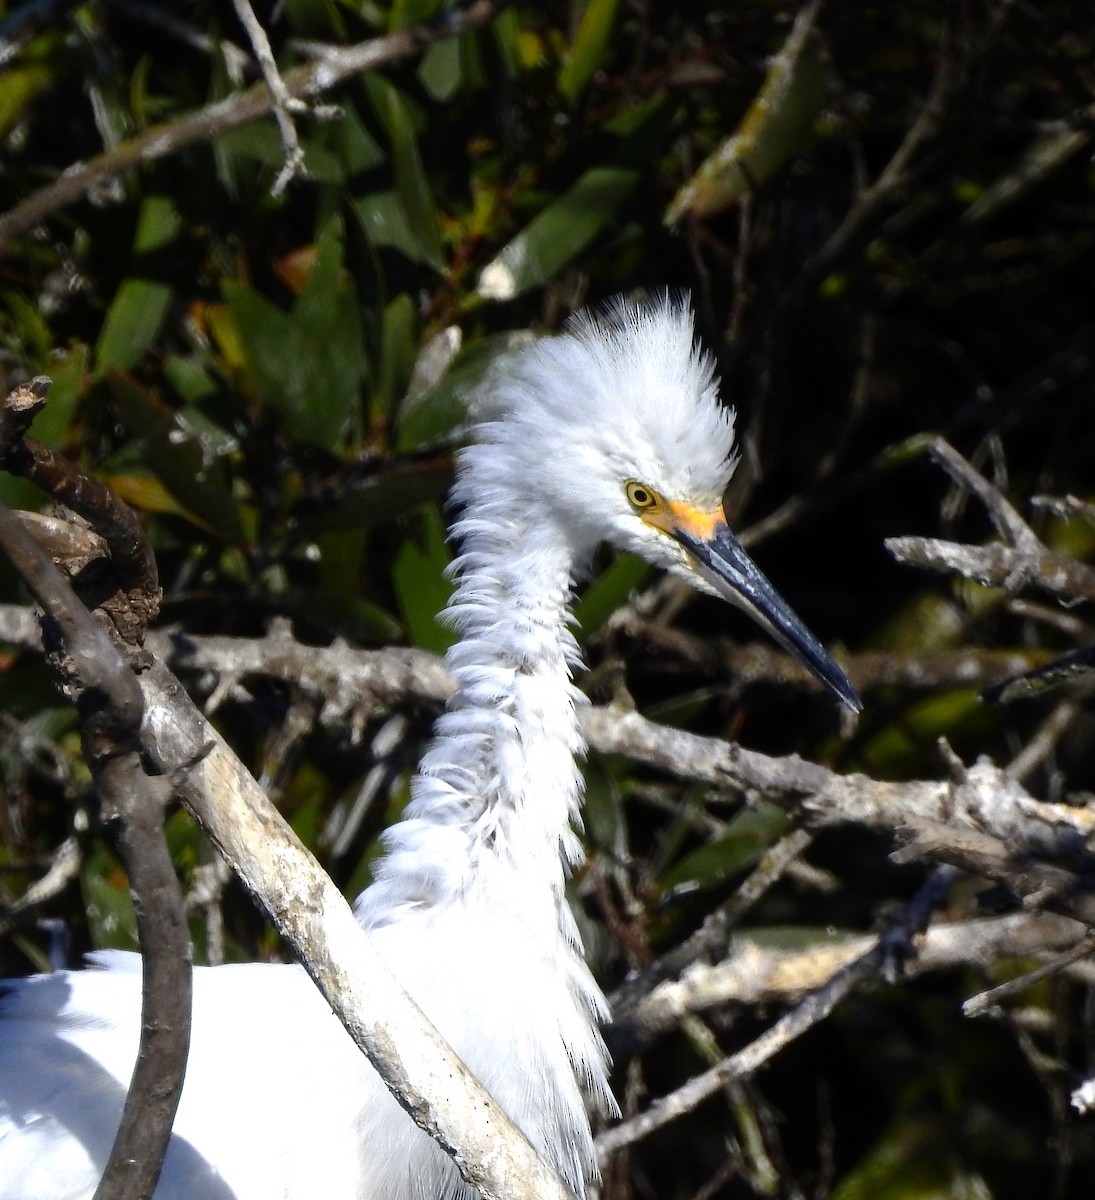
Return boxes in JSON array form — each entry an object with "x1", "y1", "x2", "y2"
[
  {"x1": 895, "y1": 817, "x2": 1095, "y2": 930},
  {"x1": 0, "y1": 379, "x2": 160, "y2": 645},
  {"x1": 963, "y1": 930, "x2": 1095, "y2": 1018},
  {"x1": 886, "y1": 535, "x2": 1095, "y2": 603},
  {"x1": 1005, "y1": 700, "x2": 1081, "y2": 781},
  {"x1": 888, "y1": 437, "x2": 1095, "y2": 606},
  {"x1": 583, "y1": 706, "x2": 1095, "y2": 846},
  {"x1": 925, "y1": 436, "x2": 1040, "y2": 550},
  {"x1": 612, "y1": 611, "x2": 1045, "y2": 696},
  {"x1": 1, "y1": 603, "x2": 1090, "y2": 852},
  {"x1": 771, "y1": 23, "x2": 956, "y2": 316},
  {"x1": 629, "y1": 911, "x2": 1085, "y2": 1041},
  {"x1": 597, "y1": 868, "x2": 955, "y2": 1160},
  {"x1": 1031, "y1": 494, "x2": 1095, "y2": 528},
  {"x1": 91, "y1": 754, "x2": 190, "y2": 1200},
  {"x1": 227, "y1": 0, "x2": 316, "y2": 195},
  {"x1": 610, "y1": 828, "x2": 815, "y2": 1024},
  {"x1": 0, "y1": 833, "x2": 82, "y2": 938}
]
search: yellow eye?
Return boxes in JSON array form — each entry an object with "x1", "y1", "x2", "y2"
[{"x1": 625, "y1": 480, "x2": 659, "y2": 510}]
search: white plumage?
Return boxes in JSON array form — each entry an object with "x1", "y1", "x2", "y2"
[{"x1": 0, "y1": 296, "x2": 858, "y2": 1199}]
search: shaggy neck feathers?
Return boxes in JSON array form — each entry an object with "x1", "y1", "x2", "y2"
[{"x1": 355, "y1": 428, "x2": 590, "y2": 931}]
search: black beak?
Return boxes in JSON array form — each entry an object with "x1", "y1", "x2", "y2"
[{"x1": 675, "y1": 523, "x2": 862, "y2": 713}]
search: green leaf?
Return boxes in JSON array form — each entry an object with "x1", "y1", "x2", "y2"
[
  {"x1": 223, "y1": 217, "x2": 365, "y2": 450},
  {"x1": 95, "y1": 279, "x2": 172, "y2": 374},
  {"x1": 134, "y1": 195, "x2": 182, "y2": 254},
  {"x1": 396, "y1": 332, "x2": 529, "y2": 451},
  {"x1": 290, "y1": 457, "x2": 452, "y2": 536},
  {"x1": 3, "y1": 292, "x2": 54, "y2": 363},
  {"x1": 319, "y1": 106, "x2": 387, "y2": 174},
  {"x1": 489, "y1": 8, "x2": 523, "y2": 78},
  {"x1": 107, "y1": 374, "x2": 245, "y2": 540},
  {"x1": 389, "y1": 0, "x2": 443, "y2": 31},
  {"x1": 665, "y1": 4, "x2": 828, "y2": 223},
  {"x1": 34, "y1": 344, "x2": 87, "y2": 446},
  {"x1": 391, "y1": 504, "x2": 455, "y2": 654},
  {"x1": 573, "y1": 553, "x2": 651, "y2": 641},
  {"x1": 477, "y1": 166, "x2": 640, "y2": 300},
  {"x1": 0, "y1": 54, "x2": 54, "y2": 140},
  {"x1": 162, "y1": 354, "x2": 219, "y2": 407},
  {"x1": 366, "y1": 78, "x2": 444, "y2": 270},
  {"x1": 352, "y1": 191, "x2": 423, "y2": 262},
  {"x1": 418, "y1": 37, "x2": 464, "y2": 102},
  {"x1": 580, "y1": 760, "x2": 627, "y2": 856},
  {"x1": 280, "y1": 586, "x2": 404, "y2": 644},
  {"x1": 558, "y1": 0, "x2": 619, "y2": 103},
  {"x1": 661, "y1": 802, "x2": 789, "y2": 893},
  {"x1": 373, "y1": 293, "x2": 418, "y2": 420}
]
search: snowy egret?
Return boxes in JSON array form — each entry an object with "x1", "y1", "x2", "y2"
[{"x1": 0, "y1": 296, "x2": 859, "y2": 1199}]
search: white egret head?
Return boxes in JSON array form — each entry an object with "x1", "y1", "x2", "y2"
[{"x1": 475, "y1": 294, "x2": 861, "y2": 711}]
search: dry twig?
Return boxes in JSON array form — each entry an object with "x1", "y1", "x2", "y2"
[
  {"x1": 886, "y1": 437, "x2": 1095, "y2": 603},
  {"x1": 227, "y1": 0, "x2": 338, "y2": 194},
  {"x1": 963, "y1": 930, "x2": 1095, "y2": 1018},
  {"x1": 597, "y1": 868, "x2": 956, "y2": 1161}
]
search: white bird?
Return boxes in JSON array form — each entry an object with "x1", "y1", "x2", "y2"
[{"x1": 0, "y1": 296, "x2": 859, "y2": 1200}]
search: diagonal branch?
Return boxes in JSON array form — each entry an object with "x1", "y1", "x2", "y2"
[{"x1": 596, "y1": 867, "x2": 956, "y2": 1161}]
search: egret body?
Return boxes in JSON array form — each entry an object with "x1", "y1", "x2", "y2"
[{"x1": 0, "y1": 297, "x2": 858, "y2": 1199}]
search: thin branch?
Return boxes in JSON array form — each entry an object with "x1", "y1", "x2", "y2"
[
  {"x1": 0, "y1": 833, "x2": 82, "y2": 938},
  {"x1": 1005, "y1": 700, "x2": 1080, "y2": 781},
  {"x1": 1, "y1": 603, "x2": 1091, "y2": 851},
  {"x1": 610, "y1": 827, "x2": 814, "y2": 1023},
  {"x1": 612, "y1": 610, "x2": 1046, "y2": 696},
  {"x1": 103, "y1": 0, "x2": 252, "y2": 83},
  {"x1": 92, "y1": 754, "x2": 190, "y2": 1200},
  {"x1": 227, "y1": 0, "x2": 311, "y2": 195},
  {"x1": 583, "y1": 706, "x2": 1095, "y2": 846},
  {"x1": 894, "y1": 817, "x2": 1095, "y2": 930},
  {"x1": 961, "y1": 102, "x2": 1095, "y2": 226},
  {"x1": 0, "y1": 379, "x2": 160, "y2": 643},
  {"x1": 0, "y1": 0, "x2": 509, "y2": 251},
  {"x1": 1032, "y1": 494, "x2": 1095, "y2": 528},
  {"x1": 888, "y1": 436, "x2": 1095, "y2": 603},
  {"x1": 597, "y1": 868, "x2": 956, "y2": 1161},
  {"x1": 771, "y1": 23, "x2": 956, "y2": 316},
  {"x1": 963, "y1": 931, "x2": 1095, "y2": 1018},
  {"x1": 925, "y1": 436, "x2": 1040, "y2": 550}
]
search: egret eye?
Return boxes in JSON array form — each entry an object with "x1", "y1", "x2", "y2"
[{"x1": 625, "y1": 480, "x2": 659, "y2": 510}]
